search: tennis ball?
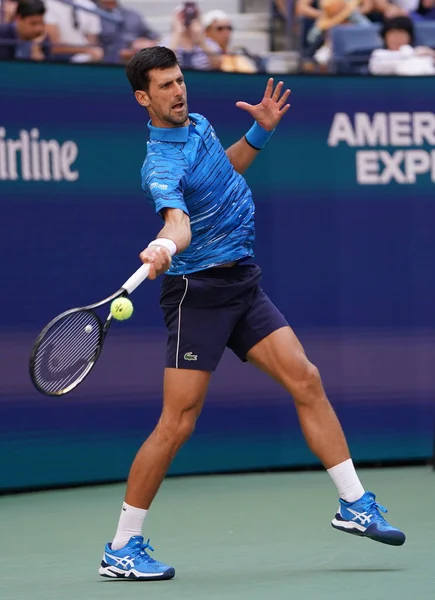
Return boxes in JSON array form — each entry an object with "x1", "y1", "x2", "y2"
[{"x1": 110, "y1": 297, "x2": 134, "y2": 321}]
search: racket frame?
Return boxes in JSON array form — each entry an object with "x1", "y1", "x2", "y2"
[{"x1": 29, "y1": 263, "x2": 151, "y2": 396}]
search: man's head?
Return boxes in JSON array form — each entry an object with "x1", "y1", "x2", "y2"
[
  {"x1": 381, "y1": 16, "x2": 414, "y2": 51},
  {"x1": 203, "y1": 10, "x2": 232, "y2": 51},
  {"x1": 126, "y1": 47, "x2": 188, "y2": 128},
  {"x1": 15, "y1": 0, "x2": 46, "y2": 40}
]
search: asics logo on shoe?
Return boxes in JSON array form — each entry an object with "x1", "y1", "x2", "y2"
[
  {"x1": 347, "y1": 509, "x2": 373, "y2": 525},
  {"x1": 105, "y1": 552, "x2": 135, "y2": 569}
]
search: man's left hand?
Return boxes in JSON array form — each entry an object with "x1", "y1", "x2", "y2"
[{"x1": 235, "y1": 78, "x2": 291, "y2": 131}]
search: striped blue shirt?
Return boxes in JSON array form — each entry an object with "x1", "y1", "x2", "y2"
[{"x1": 141, "y1": 113, "x2": 255, "y2": 275}]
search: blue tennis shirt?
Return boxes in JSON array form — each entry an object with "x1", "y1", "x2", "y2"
[{"x1": 141, "y1": 113, "x2": 255, "y2": 275}]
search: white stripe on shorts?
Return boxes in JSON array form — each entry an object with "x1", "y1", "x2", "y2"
[{"x1": 175, "y1": 275, "x2": 189, "y2": 369}]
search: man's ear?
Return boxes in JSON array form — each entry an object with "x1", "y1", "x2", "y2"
[{"x1": 135, "y1": 90, "x2": 150, "y2": 107}]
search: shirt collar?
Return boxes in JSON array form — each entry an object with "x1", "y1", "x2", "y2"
[{"x1": 147, "y1": 117, "x2": 194, "y2": 143}]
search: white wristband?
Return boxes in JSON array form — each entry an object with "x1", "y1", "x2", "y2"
[{"x1": 148, "y1": 238, "x2": 177, "y2": 257}]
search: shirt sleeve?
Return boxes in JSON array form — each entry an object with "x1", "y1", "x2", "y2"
[
  {"x1": 142, "y1": 148, "x2": 189, "y2": 218},
  {"x1": 78, "y1": 0, "x2": 102, "y2": 36},
  {"x1": 369, "y1": 46, "x2": 415, "y2": 75},
  {"x1": 368, "y1": 49, "x2": 399, "y2": 75},
  {"x1": 44, "y1": 1, "x2": 59, "y2": 25},
  {"x1": 85, "y1": 11, "x2": 102, "y2": 36},
  {"x1": 137, "y1": 16, "x2": 160, "y2": 41}
]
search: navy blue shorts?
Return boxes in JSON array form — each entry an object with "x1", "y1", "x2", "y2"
[{"x1": 160, "y1": 262, "x2": 288, "y2": 371}]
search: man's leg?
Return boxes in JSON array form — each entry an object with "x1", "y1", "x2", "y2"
[
  {"x1": 99, "y1": 367, "x2": 211, "y2": 580},
  {"x1": 246, "y1": 327, "x2": 352, "y2": 471},
  {"x1": 124, "y1": 367, "x2": 211, "y2": 511},
  {"x1": 112, "y1": 367, "x2": 210, "y2": 545},
  {"x1": 245, "y1": 326, "x2": 405, "y2": 546}
]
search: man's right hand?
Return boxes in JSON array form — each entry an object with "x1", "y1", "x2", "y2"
[{"x1": 139, "y1": 246, "x2": 172, "y2": 280}]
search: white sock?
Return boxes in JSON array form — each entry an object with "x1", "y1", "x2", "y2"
[
  {"x1": 111, "y1": 502, "x2": 148, "y2": 550},
  {"x1": 327, "y1": 458, "x2": 365, "y2": 503}
]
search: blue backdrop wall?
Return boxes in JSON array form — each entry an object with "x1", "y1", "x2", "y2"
[{"x1": 1, "y1": 61, "x2": 435, "y2": 491}]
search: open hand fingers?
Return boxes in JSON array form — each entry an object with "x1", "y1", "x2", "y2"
[
  {"x1": 272, "y1": 81, "x2": 284, "y2": 102},
  {"x1": 279, "y1": 104, "x2": 291, "y2": 117},
  {"x1": 278, "y1": 88, "x2": 291, "y2": 109},
  {"x1": 264, "y1": 77, "x2": 274, "y2": 99}
]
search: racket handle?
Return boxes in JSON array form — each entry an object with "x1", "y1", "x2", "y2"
[{"x1": 121, "y1": 263, "x2": 151, "y2": 294}]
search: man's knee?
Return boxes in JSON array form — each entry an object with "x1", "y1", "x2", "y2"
[
  {"x1": 156, "y1": 407, "x2": 197, "y2": 448},
  {"x1": 292, "y1": 361, "x2": 323, "y2": 405}
]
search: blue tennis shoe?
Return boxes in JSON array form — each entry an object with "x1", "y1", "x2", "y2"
[
  {"x1": 98, "y1": 536, "x2": 175, "y2": 580},
  {"x1": 331, "y1": 491, "x2": 406, "y2": 546}
]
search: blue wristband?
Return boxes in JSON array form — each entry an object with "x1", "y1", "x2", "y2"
[{"x1": 245, "y1": 121, "x2": 275, "y2": 151}]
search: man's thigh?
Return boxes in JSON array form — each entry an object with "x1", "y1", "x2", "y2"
[
  {"x1": 246, "y1": 325, "x2": 321, "y2": 399},
  {"x1": 226, "y1": 286, "x2": 289, "y2": 363}
]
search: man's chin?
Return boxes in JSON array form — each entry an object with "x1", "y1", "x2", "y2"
[{"x1": 170, "y1": 108, "x2": 189, "y2": 125}]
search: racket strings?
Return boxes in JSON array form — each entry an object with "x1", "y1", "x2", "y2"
[{"x1": 32, "y1": 311, "x2": 102, "y2": 394}]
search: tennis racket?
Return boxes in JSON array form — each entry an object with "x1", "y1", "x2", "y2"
[{"x1": 29, "y1": 263, "x2": 150, "y2": 397}]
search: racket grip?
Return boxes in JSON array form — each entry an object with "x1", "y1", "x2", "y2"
[{"x1": 121, "y1": 264, "x2": 151, "y2": 294}]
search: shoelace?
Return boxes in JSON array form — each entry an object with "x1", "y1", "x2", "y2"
[
  {"x1": 131, "y1": 539, "x2": 156, "y2": 564},
  {"x1": 366, "y1": 496, "x2": 388, "y2": 517}
]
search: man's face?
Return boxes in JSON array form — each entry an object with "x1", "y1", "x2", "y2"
[
  {"x1": 206, "y1": 19, "x2": 232, "y2": 50},
  {"x1": 385, "y1": 29, "x2": 411, "y2": 51},
  {"x1": 136, "y1": 65, "x2": 189, "y2": 127},
  {"x1": 16, "y1": 15, "x2": 45, "y2": 40}
]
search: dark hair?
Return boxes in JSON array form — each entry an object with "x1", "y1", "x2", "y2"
[
  {"x1": 126, "y1": 47, "x2": 179, "y2": 92},
  {"x1": 381, "y1": 16, "x2": 415, "y2": 46},
  {"x1": 16, "y1": 0, "x2": 46, "y2": 18}
]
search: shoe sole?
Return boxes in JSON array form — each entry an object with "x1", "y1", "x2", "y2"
[
  {"x1": 99, "y1": 562, "x2": 175, "y2": 580},
  {"x1": 331, "y1": 519, "x2": 406, "y2": 546}
]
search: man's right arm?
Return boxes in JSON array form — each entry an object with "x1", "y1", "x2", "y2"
[
  {"x1": 140, "y1": 150, "x2": 191, "y2": 278},
  {"x1": 139, "y1": 210, "x2": 191, "y2": 280},
  {"x1": 157, "y1": 208, "x2": 191, "y2": 252}
]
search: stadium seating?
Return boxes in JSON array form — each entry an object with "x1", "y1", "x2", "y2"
[
  {"x1": 330, "y1": 21, "x2": 435, "y2": 75},
  {"x1": 330, "y1": 24, "x2": 382, "y2": 74},
  {"x1": 414, "y1": 21, "x2": 435, "y2": 49}
]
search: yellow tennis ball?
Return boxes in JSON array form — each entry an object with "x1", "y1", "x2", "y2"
[{"x1": 110, "y1": 297, "x2": 133, "y2": 321}]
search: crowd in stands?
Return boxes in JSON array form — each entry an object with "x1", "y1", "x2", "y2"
[
  {"x1": 294, "y1": 0, "x2": 435, "y2": 73},
  {"x1": 0, "y1": 0, "x2": 260, "y2": 72},
  {"x1": 0, "y1": 0, "x2": 434, "y2": 75}
]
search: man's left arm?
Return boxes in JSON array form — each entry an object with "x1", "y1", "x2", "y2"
[{"x1": 226, "y1": 78, "x2": 291, "y2": 174}]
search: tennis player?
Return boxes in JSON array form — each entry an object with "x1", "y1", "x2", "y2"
[{"x1": 99, "y1": 47, "x2": 405, "y2": 581}]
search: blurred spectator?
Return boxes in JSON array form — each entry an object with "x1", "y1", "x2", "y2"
[
  {"x1": 369, "y1": 15, "x2": 435, "y2": 73},
  {"x1": 310, "y1": 0, "x2": 371, "y2": 65},
  {"x1": 0, "y1": 0, "x2": 18, "y2": 22},
  {"x1": 360, "y1": 0, "x2": 407, "y2": 20},
  {"x1": 0, "y1": 0, "x2": 50, "y2": 60},
  {"x1": 97, "y1": 0, "x2": 159, "y2": 63},
  {"x1": 298, "y1": 0, "x2": 407, "y2": 55},
  {"x1": 203, "y1": 9, "x2": 258, "y2": 73},
  {"x1": 298, "y1": 0, "x2": 371, "y2": 49},
  {"x1": 410, "y1": 0, "x2": 435, "y2": 19},
  {"x1": 44, "y1": 0, "x2": 103, "y2": 62},
  {"x1": 164, "y1": 4, "x2": 220, "y2": 70}
]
